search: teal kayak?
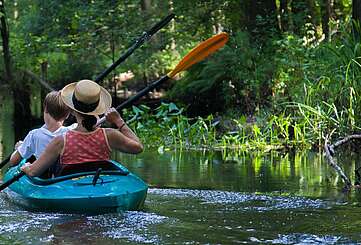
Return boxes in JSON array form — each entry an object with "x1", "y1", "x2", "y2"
[{"x1": 3, "y1": 160, "x2": 148, "y2": 213}]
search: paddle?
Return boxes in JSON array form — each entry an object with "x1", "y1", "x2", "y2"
[
  {"x1": 0, "y1": 171, "x2": 25, "y2": 191},
  {"x1": 0, "y1": 155, "x2": 11, "y2": 170},
  {"x1": 0, "y1": 14, "x2": 174, "y2": 172},
  {"x1": 96, "y1": 32, "x2": 229, "y2": 126},
  {"x1": 94, "y1": 13, "x2": 175, "y2": 82}
]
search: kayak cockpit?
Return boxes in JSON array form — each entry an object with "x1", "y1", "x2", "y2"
[{"x1": 28, "y1": 160, "x2": 130, "y2": 186}]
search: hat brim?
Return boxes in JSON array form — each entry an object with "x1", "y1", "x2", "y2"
[{"x1": 61, "y1": 82, "x2": 112, "y2": 115}]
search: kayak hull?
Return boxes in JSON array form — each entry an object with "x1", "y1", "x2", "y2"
[{"x1": 3, "y1": 160, "x2": 148, "y2": 213}]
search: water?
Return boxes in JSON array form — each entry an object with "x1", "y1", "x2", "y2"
[{"x1": 1, "y1": 93, "x2": 361, "y2": 244}]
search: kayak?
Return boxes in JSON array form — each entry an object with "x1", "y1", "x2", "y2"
[{"x1": 3, "y1": 159, "x2": 148, "y2": 213}]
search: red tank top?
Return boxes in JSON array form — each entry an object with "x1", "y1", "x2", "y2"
[{"x1": 61, "y1": 128, "x2": 111, "y2": 165}]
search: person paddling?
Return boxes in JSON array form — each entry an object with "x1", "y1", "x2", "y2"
[
  {"x1": 10, "y1": 91, "x2": 73, "y2": 166},
  {"x1": 21, "y1": 79, "x2": 143, "y2": 177}
]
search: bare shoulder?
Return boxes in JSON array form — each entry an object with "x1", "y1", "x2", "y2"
[{"x1": 104, "y1": 128, "x2": 121, "y2": 136}]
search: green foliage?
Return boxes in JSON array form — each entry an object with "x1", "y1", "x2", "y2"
[
  {"x1": 123, "y1": 103, "x2": 310, "y2": 151},
  {"x1": 168, "y1": 31, "x2": 275, "y2": 115},
  {"x1": 122, "y1": 103, "x2": 218, "y2": 149}
]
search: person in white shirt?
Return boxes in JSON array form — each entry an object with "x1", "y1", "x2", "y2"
[{"x1": 10, "y1": 91, "x2": 75, "y2": 165}]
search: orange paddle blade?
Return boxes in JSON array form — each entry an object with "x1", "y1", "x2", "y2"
[{"x1": 167, "y1": 32, "x2": 229, "y2": 78}]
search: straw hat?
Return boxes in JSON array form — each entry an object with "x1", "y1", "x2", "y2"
[{"x1": 61, "y1": 79, "x2": 112, "y2": 115}]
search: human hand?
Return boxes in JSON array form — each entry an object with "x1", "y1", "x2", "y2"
[
  {"x1": 14, "y1": 140, "x2": 23, "y2": 150},
  {"x1": 105, "y1": 108, "x2": 124, "y2": 128},
  {"x1": 20, "y1": 162, "x2": 32, "y2": 175}
]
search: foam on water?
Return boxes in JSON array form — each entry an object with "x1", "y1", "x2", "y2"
[
  {"x1": 0, "y1": 208, "x2": 168, "y2": 244},
  {"x1": 0, "y1": 212, "x2": 71, "y2": 233},
  {"x1": 149, "y1": 188, "x2": 328, "y2": 210},
  {"x1": 87, "y1": 211, "x2": 168, "y2": 243},
  {"x1": 0, "y1": 190, "x2": 170, "y2": 244},
  {"x1": 250, "y1": 233, "x2": 352, "y2": 244}
]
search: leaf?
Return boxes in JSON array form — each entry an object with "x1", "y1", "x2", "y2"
[
  {"x1": 168, "y1": 102, "x2": 179, "y2": 112},
  {"x1": 132, "y1": 106, "x2": 143, "y2": 116},
  {"x1": 157, "y1": 145, "x2": 164, "y2": 154}
]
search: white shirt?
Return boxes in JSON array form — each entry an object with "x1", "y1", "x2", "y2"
[{"x1": 18, "y1": 124, "x2": 76, "y2": 159}]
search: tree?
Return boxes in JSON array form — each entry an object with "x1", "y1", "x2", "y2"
[
  {"x1": 321, "y1": 0, "x2": 331, "y2": 41},
  {"x1": 0, "y1": 0, "x2": 12, "y2": 82},
  {"x1": 353, "y1": 0, "x2": 361, "y2": 39},
  {"x1": 279, "y1": 0, "x2": 290, "y2": 32},
  {"x1": 290, "y1": 0, "x2": 312, "y2": 35}
]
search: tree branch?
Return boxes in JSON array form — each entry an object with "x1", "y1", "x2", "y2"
[
  {"x1": 324, "y1": 134, "x2": 352, "y2": 189},
  {"x1": 22, "y1": 70, "x2": 54, "y2": 91}
]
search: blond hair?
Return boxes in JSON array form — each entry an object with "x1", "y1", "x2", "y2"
[{"x1": 44, "y1": 91, "x2": 70, "y2": 121}]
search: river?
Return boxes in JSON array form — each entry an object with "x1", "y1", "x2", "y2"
[{"x1": 0, "y1": 91, "x2": 361, "y2": 244}]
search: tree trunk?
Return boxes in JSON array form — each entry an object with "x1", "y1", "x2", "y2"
[
  {"x1": 321, "y1": 0, "x2": 331, "y2": 41},
  {"x1": 308, "y1": 0, "x2": 319, "y2": 27},
  {"x1": 291, "y1": 0, "x2": 310, "y2": 34},
  {"x1": 0, "y1": 0, "x2": 12, "y2": 82},
  {"x1": 279, "y1": 0, "x2": 289, "y2": 32},
  {"x1": 169, "y1": 0, "x2": 176, "y2": 50},
  {"x1": 330, "y1": 0, "x2": 335, "y2": 18},
  {"x1": 287, "y1": 0, "x2": 294, "y2": 32},
  {"x1": 353, "y1": 0, "x2": 361, "y2": 39},
  {"x1": 141, "y1": 0, "x2": 152, "y2": 90},
  {"x1": 141, "y1": 0, "x2": 152, "y2": 14}
]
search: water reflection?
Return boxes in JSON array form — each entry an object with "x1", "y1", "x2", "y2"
[{"x1": 114, "y1": 148, "x2": 353, "y2": 198}]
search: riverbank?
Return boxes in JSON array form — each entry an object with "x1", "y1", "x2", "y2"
[{"x1": 123, "y1": 101, "x2": 345, "y2": 152}]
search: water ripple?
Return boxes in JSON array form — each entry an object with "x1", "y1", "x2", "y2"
[
  {"x1": 0, "y1": 212, "x2": 69, "y2": 233},
  {"x1": 149, "y1": 188, "x2": 328, "y2": 210},
  {"x1": 0, "y1": 208, "x2": 168, "y2": 244},
  {"x1": 250, "y1": 233, "x2": 352, "y2": 244},
  {"x1": 87, "y1": 211, "x2": 168, "y2": 243}
]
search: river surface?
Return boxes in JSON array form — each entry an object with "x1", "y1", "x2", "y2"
[{"x1": 1, "y1": 93, "x2": 361, "y2": 244}]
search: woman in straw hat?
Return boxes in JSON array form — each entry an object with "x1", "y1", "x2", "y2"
[{"x1": 21, "y1": 79, "x2": 143, "y2": 177}]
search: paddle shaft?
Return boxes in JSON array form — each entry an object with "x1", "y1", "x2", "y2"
[
  {"x1": 95, "y1": 32, "x2": 230, "y2": 126},
  {"x1": 94, "y1": 14, "x2": 174, "y2": 83},
  {"x1": 0, "y1": 171, "x2": 25, "y2": 191},
  {"x1": 0, "y1": 155, "x2": 10, "y2": 169},
  {"x1": 96, "y1": 75, "x2": 169, "y2": 126}
]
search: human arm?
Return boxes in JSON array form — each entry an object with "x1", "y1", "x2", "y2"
[
  {"x1": 20, "y1": 136, "x2": 64, "y2": 177},
  {"x1": 105, "y1": 108, "x2": 143, "y2": 154},
  {"x1": 10, "y1": 139, "x2": 28, "y2": 166},
  {"x1": 9, "y1": 151, "x2": 22, "y2": 166}
]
